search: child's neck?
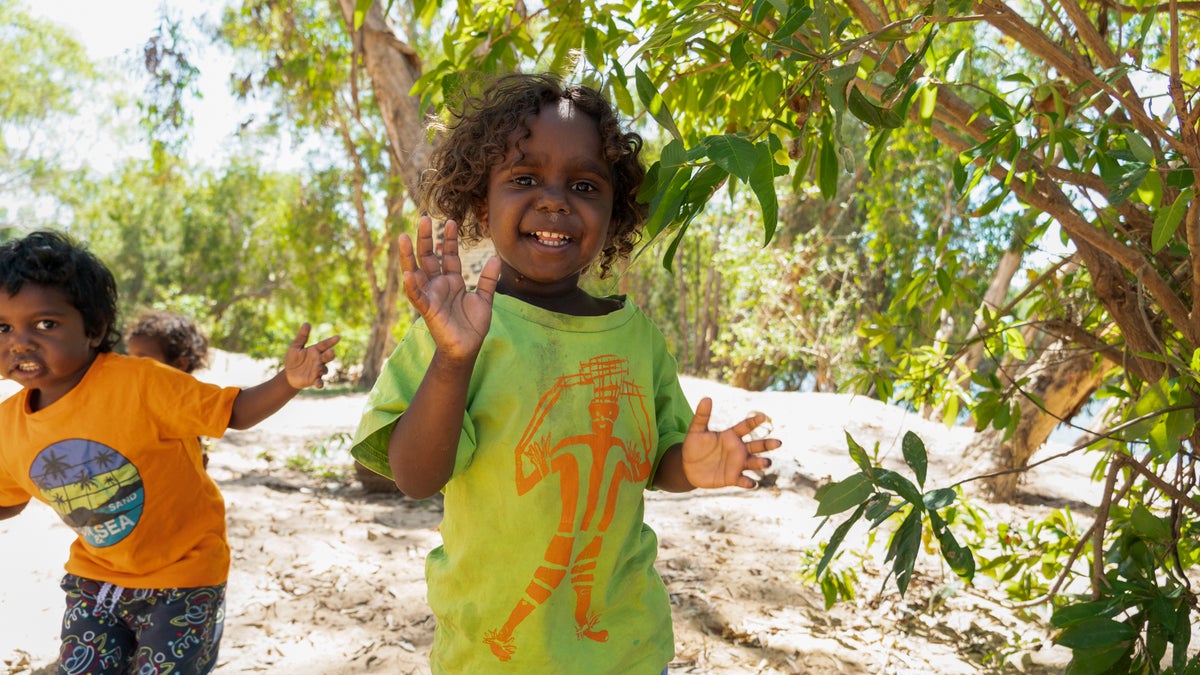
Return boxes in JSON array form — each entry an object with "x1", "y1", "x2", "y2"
[{"x1": 497, "y1": 281, "x2": 618, "y2": 317}]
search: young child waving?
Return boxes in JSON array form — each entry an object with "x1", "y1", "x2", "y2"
[
  {"x1": 352, "y1": 72, "x2": 780, "y2": 673},
  {"x1": 0, "y1": 230, "x2": 339, "y2": 674}
]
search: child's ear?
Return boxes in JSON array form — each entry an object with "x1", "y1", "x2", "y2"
[{"x1": 88, "y1": 330, "x2": 104, "y2": 349}]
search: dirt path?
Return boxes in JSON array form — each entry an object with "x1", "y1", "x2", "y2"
[{"x1": 2, "y1": 359, "x2": 1090, "y2": 674}]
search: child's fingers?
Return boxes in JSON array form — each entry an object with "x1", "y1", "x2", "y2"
[
  {"x1": 415, "y1": 216, "x2": 442, "y2": 278},
  {"x1": 441, "y1": 220, "x2": 462, "y2": 276},
  {"x1": 398, "y1": 233, "x2": 419, "y2": 275},
  {"x1": 733, "y1": 474, "x2": 758, "y2": 489},
  {"x1": 729, "y1": 411, "x2": 772, "y2": 439},
  {"x1": 312, "y1": 334, "x2": 341, "y2": 356},
  {"x1": 687, "y1": 397, "x2": 714, "y2": 433},
  {"x1": 746, "y1": 438, "x2": 781, "y2": 455},
  {"x1": 291, "y1": 323, "x2": 313, "y2": 349},
  {"x1": 474, "y1": 256, "x2": 502, "y2": 305}
]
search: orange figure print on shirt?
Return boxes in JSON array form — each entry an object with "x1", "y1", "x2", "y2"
[{"x1": 483, "y1": 354, "x2": 653, "y2": 662}]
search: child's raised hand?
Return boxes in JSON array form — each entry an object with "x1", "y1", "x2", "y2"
[
  {"x1": 399, "y1": 216, "x2": 501, "y2": 360},
  {"x1": 681, "y1": 397, "x2": 779, "y2": 489},
  {"x1": 284, "y1": 323, "x2": 341, "y2": 390}
]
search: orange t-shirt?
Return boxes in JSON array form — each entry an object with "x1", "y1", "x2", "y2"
[{"x1": 0, "y1": 352, "x2": 240, "y2": 588}]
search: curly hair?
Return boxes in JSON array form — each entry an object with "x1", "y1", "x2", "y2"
[
  {"x1": 125, "y1": 310, "x2": 209, "y2": 373},
  {"x1": 420, "y1": 72, "x2": 648, "y2": 278},
  {"x1": 0, "y1": 230, "x2": 120, "y2": 353}
]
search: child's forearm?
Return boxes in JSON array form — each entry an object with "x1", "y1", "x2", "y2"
[
  {"x1": 388, "y1": 351, "x2": 476, "y2": 499},
  {"x1": 228, "y1": 371, "x2": 299, "y2": 430},
  {"x1": 651, "y1": 444, "x2": 697, "y2": 493},
  {"x1": 0, "y1": 501, "x2": 29, "y2": 520}
]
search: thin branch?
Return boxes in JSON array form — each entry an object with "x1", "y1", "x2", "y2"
[
  {"x1": 1011, "y1": 471, "x2": 1134, "y2": 609},
  {"x1": 949, "y1": 404, "x2": 1197, "y2": 489},
  {"x1": 1092, "y1": 457, "x2": 1121, "y2": 599},
  {"x1": 1124, "y1": 452, "x2": 1200, "y2": 514}
]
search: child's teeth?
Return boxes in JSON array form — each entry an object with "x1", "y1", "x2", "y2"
[{"x1": 533, "y1": 231, "x2": 569, "y2": 246}]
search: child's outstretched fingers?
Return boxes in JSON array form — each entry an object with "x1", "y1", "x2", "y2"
[
  {"x1": 683, "y1": 397, "x2": 780, "y2": 490},
  {"x1": 474, "y1": 255, "x2": 502, "y2": 305},
  {"x1": 285, "y1": 323, "x2": 341, "y2": 389}
]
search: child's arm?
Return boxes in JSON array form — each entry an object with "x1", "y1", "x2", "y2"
[
  {"x1": 652, "y1": 397, "x2": 779, "y2": 492},
  {"x1": 228, "y1": 323, "x2": 341, "y2": 430},
  {"x1": 0, "y1": 501, "x2": 29, "y2": 520},
  {"x1": 387, "y1": 217, "x2": 501, "y2": 499}
]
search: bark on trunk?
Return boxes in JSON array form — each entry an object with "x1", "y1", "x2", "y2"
[{"x1": 336, "y1": 0, "x2": 428, "y2": 198}]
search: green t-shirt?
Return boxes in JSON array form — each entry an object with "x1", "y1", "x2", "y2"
[{"x1": 353, "y1": 294, "x2": 693, "y2": 674}]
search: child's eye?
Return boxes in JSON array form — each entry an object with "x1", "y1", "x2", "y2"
[
  {"x1": 513, "y1": 175, "x2": 535, "y2": 186},
  {"x1": 573, "y1": 181, "x2": 598, "y2": 193},
  {"x1": 36, "y1": 320, "x2": 57, "y2": 330},
  {"x1": 0, "y1": 324, "x2": 10, "y2": 334}
]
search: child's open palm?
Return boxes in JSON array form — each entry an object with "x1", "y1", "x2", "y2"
[
  {"x1": 681, "y1": 397, "x2": 779, "y2": 489},
  {"x1": 400, "y1": 217, "x2": 501, "y2": 360},
  {"x1": 284, "y1": 323, "x2": 341, "y2": 389}
]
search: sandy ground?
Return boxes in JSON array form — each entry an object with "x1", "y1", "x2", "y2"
[{"x1": 0, "y1": 353, "x2": 1099, "y2": 674}]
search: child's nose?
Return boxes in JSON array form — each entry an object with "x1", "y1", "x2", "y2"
[
  {"x1": 536, "y1": 187, "x2": 569, "y2": 214},
  {"x1": 7, "y1": 331, "x2": 36, "y2": 351}
]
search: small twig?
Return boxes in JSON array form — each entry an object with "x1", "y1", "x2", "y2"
[
  {"x1": 1123, "y1": 452, "x2": 1200, "y2": 515},
  {"x1": 1092, "y1": 457, "x2": 1123, "y2": 599},
  {"x1": 949, "y1": 404, "x2": 1195, "y2": 490}
]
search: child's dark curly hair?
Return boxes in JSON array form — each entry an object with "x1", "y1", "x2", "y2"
[
  {"x1": 0, "y1": 230, "x2": 120, "y2": 353},
  {"x1": 421, "y1": 72, "x2": 648, "y2": 278},
  {"x1": 126, "y1": 310, "x2": 209, "y2": 373}
]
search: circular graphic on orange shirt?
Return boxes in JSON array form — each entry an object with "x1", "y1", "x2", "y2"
[{"x1": 29, "y1": 438, "x2": 144, "y2": 547}]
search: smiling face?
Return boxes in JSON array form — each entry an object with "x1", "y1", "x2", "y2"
[
  {"x1": 479, "y1": 100, "x2": 615, "y2": 307},
  {"x1": 0, "y1": 283, "x2": 101, "y2": 411}
]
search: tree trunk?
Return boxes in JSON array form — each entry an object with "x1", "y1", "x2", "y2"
[
  {"x1": 336, "y1": 0, "x2": 428, "y2": 198},
  {"x1": 956, "y1": 340, "x2": 1109, "y2": 501},
  {"x1": 357, "y1": 204, "x2": 404, "y2": 388}
]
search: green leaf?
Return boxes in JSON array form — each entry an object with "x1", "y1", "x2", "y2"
[
  {"x1": 875, "y1": 469, "x2": 923, "y2": 506},
  {"x1": 822, "y1": 62, "x2": 858, "y2": 112},
  {"x1": 847, "y1": 86, "x2": 884, "y2": 128},
  {"x1": 1126, "y1": 133, "x2": 1154, "y2": 164},
  {"x1": 643, "y1": 166, "x2": 690, "y2": 241},
  {"x1": 845, "y1": 431, "x2": 875, "y2": 478},
  {"x1": 863, "y1": 492, "x2": 892, "y2": 521},
  {"x1": 729, "y1": 33, "x2": 750, "y2": 69},
  {"x1": 885, "y1": 508, "x2": 923, "y2": 595},
  {"x1": 928, "y1": 510, "x2": 974, "y2": 580},
  {"x1": 353, "y1": 0, "x2": 373, "y2": 29},
  {"x1": 1065, "y1": 644, "x2": 1130, "y2": 675},
  {"x1": 703, "y1": 134, "x2": 758, "y2": 181},
  {"x1": 922, "y1": 487, "x2": 955, "y2": 510},
  {"x1": 635, "y1": 66, "x2": 682, "y2": 141},
  {"x1": 750, "y1": 139, "x2": 780, "y2": 243},
  {"x1": 771, "y1": 4, "x2": 813, "y2": 40},
  {"x1": 660, "y1": 138, "x2": 687, "y2": 169},
  {"x1": 1152, "y1": 188, "x2": 1193, "y2": 252},
  {"x1": 1131, "y1": 504, "x2": 1171, "y2": 542},
  {"x1": 1056, "y1": 617, "x2": 1136, "y2": 649},
  {"x1": 818, "y1": 134, "x2": 838, "y2": 200},
  {"x1": 1052, "y1": 600, "x2": 1117, "y2": 628},
  {"x1": 815, "y1": 472, "x2": 874, "y2": 516},
  {"x1": 901, "y1": 431, "x2": 927, "y2": 487},
  {"x1": 815, "y1": 502, "x2": 867, "y2": 578}
]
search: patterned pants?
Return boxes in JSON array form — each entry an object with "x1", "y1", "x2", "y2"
[{"x1": 57, "y1": 574, "x2": 225, "y2": 675}]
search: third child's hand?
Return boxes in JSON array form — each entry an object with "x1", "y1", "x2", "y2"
[
  {"x1": 400, "y1": 216, "x2": 501, "y2": 360},
  {"x1": 284, "y1": 323, "x2": 341, "y2": 389},
  {"x1": 681, "y1": 397, "x2": 779, "y2": 489}
]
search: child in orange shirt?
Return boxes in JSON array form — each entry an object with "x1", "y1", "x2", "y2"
[{"x1": 0, "y1": 230, "x2": 339, "y2": 674}]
